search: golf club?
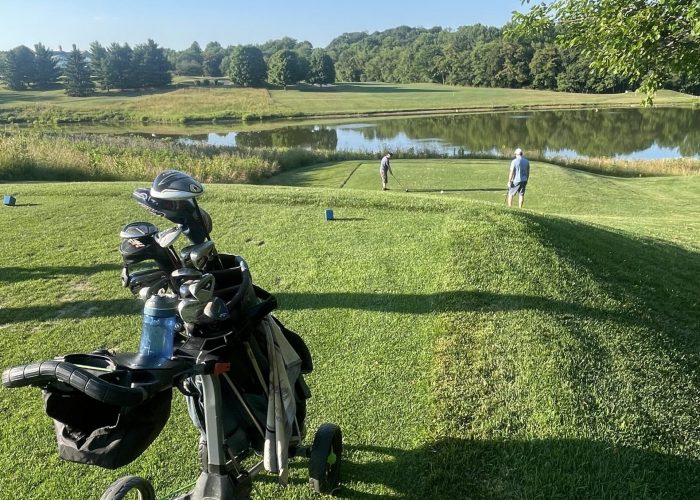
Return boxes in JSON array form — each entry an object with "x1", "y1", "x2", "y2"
[
  {"x1": 137, "y1": 276, "x2": 169, "y2": 300},
  {"x1": 177, "y1": 298, "x2": 205, "y2": 324},
  {"x1": 155, "y1": 226, "x2": 183, "y2": 248},
  {"x1": 190, "y1": 241, "x2": 217, "y2": 271},
  {"x1": 203, "y1": 297, "x2": 230, "y2": 321},
  {"x1": 171, "y1": 267, "x2": 203, "y2": 281},
  {"x1": 179, "y1": 280, "x2": 194, "y2": 298},
  {"x1": 189, "y1": 274, "x2": 215, "y2": 303},
  {"x1": 390, "y1": 171, "x2": 409, "y2": 192}
]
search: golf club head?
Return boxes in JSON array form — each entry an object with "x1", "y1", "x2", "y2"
[
  {"x1": 137, "y1": 276, "x2": 169, "y2": 300},
  {"x1": 156, "y1": 226, "x2": 183, "y2": 248},
  {"x1": 178, "y1": 298, "x2": 205, "y2": 324},
  {"x1": 188, "y1": 273, "x2": 215, "y2": 303},
  {"x1": 150, "y1": 170, "x2": 204, "y2": 200},
  {"x1": 124, "y1": 269, "x2": 168, "y2": 294},
  {"x1": 119, "y1": 236, "x2": 179, "y2": 273},
  {"x1": 172, "y1": 267, "x2": 203, "y2": 282},
  {"x1": 132, "y1": 188, "x2": 212, "y2": 245},
  {"x1": 190, "y1": 241, "x2": 216, "y2": 271},
  {"x1": 180, "y1": 244, "x2": 195, "y2": 266},
  {"x1": 203, "y1": 297, "x2": 230, "y2": 321},
  {"x1": 179, "y1": 280, "x2": 194, "y2": 298},
  {"x1": 119, "y1": 221, "x2": 159, "y2": 240}
]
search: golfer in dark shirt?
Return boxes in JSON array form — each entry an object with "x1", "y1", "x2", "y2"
[{"x1": 507, "y1": 148, "x2": 530, "y2": 208}]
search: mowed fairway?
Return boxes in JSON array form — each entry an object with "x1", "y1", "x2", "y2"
[
  {"x1": 1, "y1": 160, "x2": 699, "y2": 498},
  {"x1": 266, "y1": 158, "x2": 700, "y2": 248}
]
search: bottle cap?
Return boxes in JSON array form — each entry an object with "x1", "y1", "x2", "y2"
[{"x1": 144, "y1": 293, "x2": 178, "y2": 318}]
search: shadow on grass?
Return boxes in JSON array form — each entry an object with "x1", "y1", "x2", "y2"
[
  {"x1": 0, "y1": 264, "x2": 121, "y2": 284},
  {"x1": 0, "y1": 298, "x2": 139, "y2": 324},
  {"x1": 321, "y1": 439, "x2": 700, "y2": 499},
  {"x1": 0, "y1": 91, "x2": 66, "y2": 104},
  {"x1": 407, "y1": 187, "x2": 505, "y2": 193},
  {"x1": 0, "y1": 163, "x2": 123, "y2": 182}
]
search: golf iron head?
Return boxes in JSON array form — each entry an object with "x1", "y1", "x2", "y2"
[
  {"x1": 156, "y1": 226, "x2": 183, "y2": 248},
  {"x1": 203, "y1": 297, "x2": 230, "y2": 321},
  {"x1": 178, "y1": 298, "x2": 206, "y2": 324},
  {"x1": 189, "y1": 241, "x2": 217, "y2": 271},
  {"x1": 188, "y1": 273, "x2": 215, "y2": 303}
]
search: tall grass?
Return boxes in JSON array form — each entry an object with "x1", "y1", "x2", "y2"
[
  {"x1": 1, "y1": 130, "x2": 698, "y2": 183},
  {"x1": 0, "y1": 131, "x2": 367, "y2": 183},
  {"x1": 543, "y1": 154, "x2": 700, "y2": 176}
]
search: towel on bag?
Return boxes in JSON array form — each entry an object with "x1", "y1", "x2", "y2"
[{"x1": 263, "y1": 316, "x2": 301, "y2": 485}]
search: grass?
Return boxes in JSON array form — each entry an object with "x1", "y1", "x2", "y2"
[
  {"x1": 0, "y1": 161, "x2": 698, "y2": 498},
  {"x1": 2, "y1": 131, "x2": 699, "y2": 185},
  {"x1": 1, "y1": 82, "x2": 698, "y2": 124}
]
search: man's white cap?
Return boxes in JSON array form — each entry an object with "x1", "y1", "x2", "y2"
[{"x1": 514, "y1": 148, "x2": 523, "y2": 156}]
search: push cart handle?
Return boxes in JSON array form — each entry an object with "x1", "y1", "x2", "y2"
[{"x1": 2, "y1": 360, "x2": 147, "y2": 407}]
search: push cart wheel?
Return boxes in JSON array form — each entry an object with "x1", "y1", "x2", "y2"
[
  {"x1": 100, "y1": 475, "x2": 156, "y2": 500},
  {"x1": 308, "y1": 423, "x2": 342, "y2": 494}
]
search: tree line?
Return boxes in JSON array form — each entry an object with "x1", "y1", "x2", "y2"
[
  {"x1": 0, "y1": 37, "x2": 336, "y2": 96},
  {"x1": 0, "y1": 21, "x2": 697, "y2": 97},
  {"x1": 325, "y1": 24, "x2": 698, "y2": 95}
]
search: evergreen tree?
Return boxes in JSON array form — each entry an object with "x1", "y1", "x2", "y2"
[
  {"x1": 104, "y1": 43, "x2": 134, "y2": 90},
  {"x1": 0, "y1": 45, "x2": 35, "y2": 90},
  {"x1": 89, "y1": 41, "x2": 109, "y2": 90},
  {"x1": 203, "y1": 41, "x2": 225, "y2": 77},
  {"x1": 133, "y1": 39, "x2": 171, "y2": 88},
  {"x1": 176, "y1": 41, "x2": 203, "y2": 76},
  {"x1": 63, "y1": 44, "x2": 95, "y2": 96},
  {"x1": 33, "y1": 43, "x2": 60, "y2": 89}
]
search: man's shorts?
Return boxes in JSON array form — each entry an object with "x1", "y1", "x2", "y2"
[
  {"x1": 380, "y1": 169, "x2": 388, "y2": 183},
  {"x1": 509, "y1": 181, "x2": 527, "y2": 196}
]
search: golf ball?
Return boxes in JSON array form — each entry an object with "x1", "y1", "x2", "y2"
[{"x1": 441, "y1": 190, "x2": 444, "y2": 193}]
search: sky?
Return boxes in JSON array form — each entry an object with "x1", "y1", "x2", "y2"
[{"x1": 0, "y1": 0, "x2": 529, "y2": 51}]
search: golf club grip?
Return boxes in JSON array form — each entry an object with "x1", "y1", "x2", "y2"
[{"x1": 2, "y1": 360, "x2": 147, "y2": 406}]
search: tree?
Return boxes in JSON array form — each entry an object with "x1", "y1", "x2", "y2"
[
  {"x1": 33, "y1": 43, "x2": 60, "y2": 89},
  {"x1": 176, "y1": 41, "x2": 203, "y2": 76},
  {"x1": 529, "y1": 45, "x2": 562, "y2": 89},
  {"x1": 0, "y1": 45, "x2": 35, "y2": 90},
  {"x1": 89, "y1": 41, "x2": 109, "y2": 90},
  {"x1": 469, "y1": 40, "x2": 503, "y2": 87},
  {"x1": 104, "y1": 43, "x2": 134, "y2": 90},
  {"x1": 133, "y1": 39, "x2": 171, "y2": 88},
  {"x1": 227, "y1": 45, "x2": 267, "y2": 87},
  {"x1": 258, "y1": 36, "x2": 300, "y2": 58},
  {"x1": 494, "y1": 41, "x2": 532, "y2": 88},
  {"x1": 63, "y1": 44, "x2": 95, "y2": 96},
  {"x1": 508, "y1": 0, "x2": 700, "y2": 103},
  {"x1": 267, "y1": 49, "x2": 303, "y2": 90},
  {"x1": 203, "y1": 41, "x2": 225, "y2": 77},
  {"x1": 306, "y1": 49, "x2": 336, "y2": 85}
]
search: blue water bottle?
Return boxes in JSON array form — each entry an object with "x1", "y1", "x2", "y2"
[{"x1": 137, "y1": 294, "x2": 178, "y2": 367}]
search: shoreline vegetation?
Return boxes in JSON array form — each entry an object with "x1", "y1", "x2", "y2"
[
  {"x1": 1, "y1": 130, "x2": 698, "y2": 184},
  {"x1": 1, "y1": 82, "x2": 698, "y2": 125}
]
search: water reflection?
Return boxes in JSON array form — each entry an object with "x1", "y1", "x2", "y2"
[{"x1": 167, "y1": 107, "x2": 700, "y2": 160}]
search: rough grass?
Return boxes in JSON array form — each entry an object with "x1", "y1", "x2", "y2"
[
  {"x1": 3, "y1": 131, "x2": 699, "y2": 186},
  {"x1": 1, "y1": 82, "x2": 697, "y2": 124},
  {"x1": 0, "y1": 163, "x2": 698, "y2": 498}
]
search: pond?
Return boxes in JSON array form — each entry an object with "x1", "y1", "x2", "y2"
[{"x1": 137, "y1": 107, "x2": 700, "y2": 160}]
